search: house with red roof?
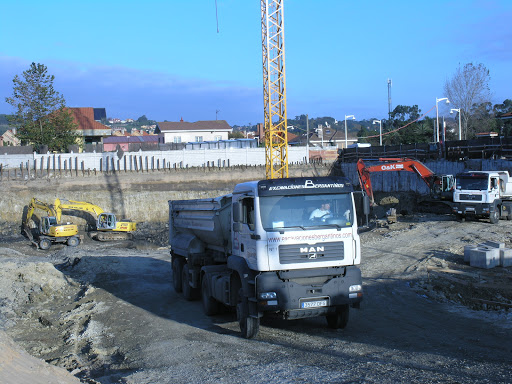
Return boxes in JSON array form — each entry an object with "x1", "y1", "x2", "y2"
[{"x1": 66, "y1": 107, "x2": 111, "y2": 147}]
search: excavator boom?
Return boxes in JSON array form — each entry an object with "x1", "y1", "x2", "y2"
[{"x1": 357, "y1": 158, "x2": 454, "y2": 204}]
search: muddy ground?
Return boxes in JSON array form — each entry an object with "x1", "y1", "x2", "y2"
[{"x1": 1, "y1": 195, "x2": 512, "y2": 383}]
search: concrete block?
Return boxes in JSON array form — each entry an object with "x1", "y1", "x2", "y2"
[
  {"x1": 500, "y1": 248, "x2": 512, "y2": 267},
  {"x1": 464, "y1": 245, "x2": 478, "y2": 263},
  {"x1": 478, "y1": 240, "x2": 505, "y2": 249},
  {"x1": 469, "y1": 247, "x2": 500, "y2": 269}
]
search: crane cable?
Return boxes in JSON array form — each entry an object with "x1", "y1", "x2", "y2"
[
  {"x1": 364, "y1": 105, "x2": 436, "y2": 139},
  {"x1": 215, "y1": 0, "x2": 219, "y2": 33}
]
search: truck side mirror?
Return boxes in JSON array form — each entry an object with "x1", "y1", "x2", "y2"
[
  {"x1": 363, "y1": 195, "x2": 371, "y2": 216},
  {"x1": 232, "y1": 202, "x2": 241, "y2": 222}
]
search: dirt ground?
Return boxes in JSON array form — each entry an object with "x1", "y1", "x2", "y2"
[{"x1": 1, "y1": 198, "x2": 512, "y2": 383}]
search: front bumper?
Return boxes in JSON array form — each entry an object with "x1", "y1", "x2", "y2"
[{"x1": 255, "y1": 265, "x2": 363, "y2": 319}]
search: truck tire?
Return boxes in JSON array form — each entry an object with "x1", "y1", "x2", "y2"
[
  {"x1": 236, "y1": 288, "x2": 259, "y2": 339},
  {"x1": 326, "y1": 304, "x2": 350, "y2": 329},
  {"x1": 39, "y1": 238, "x2": 52, "y2": 250},
  {"x1": 172, "y1": 257, "x2": 184, "y2": 293},
  {"x1": 489, "y1": 209, "x2": 500, "y2": 224},
  {"x1": 67, "y1": 236, "x2": 80, "y2": 247},
  {"x1": 201, "y1": 276, "x2": 220, "y2": 316},
  {"x1": 182, "y1": 264, "x2": 200, "y2": 301}
]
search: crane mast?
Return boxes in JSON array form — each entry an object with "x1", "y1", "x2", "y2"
[{"x1": 261, "y1": 0, "x2": 288, "y2": 179}]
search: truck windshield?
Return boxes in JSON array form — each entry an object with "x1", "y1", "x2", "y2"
[
  {"x1": 259, "y1": 193, "x2": 354, "y2": 231},
  {"x1": 456, "y1": 176, "x2": 488, "y2": 191}
]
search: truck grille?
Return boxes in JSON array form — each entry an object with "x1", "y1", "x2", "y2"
[
  {"x1": 279, "y1": 242, "x2": 344, "y2": 264},
  {"x1": 459, "y1": 194, "x2": 483, "y2": 201}
]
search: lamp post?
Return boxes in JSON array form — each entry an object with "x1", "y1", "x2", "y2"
[
  {"x1": 450, "y1": 108, "x2": 461, "y2": 140},
  {"x1": 373, "y1": 119, "x2": 382, "y2": 146},
  {"x1": 344, "y1": 115, "x2": 355, "y2": 148},
  {"x1": 436, "y1": 97, "x2": 450, "y2": 143}
]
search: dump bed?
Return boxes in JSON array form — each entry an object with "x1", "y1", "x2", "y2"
[{"x1": 169, "y1": 194, "x2": 232, "y2": 257}]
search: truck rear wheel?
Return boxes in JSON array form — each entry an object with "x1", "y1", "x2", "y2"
[
  {"x1": 172, "y1": 257, "x2": 184, "y2": 293},
  {"x1": 326, "y1": 304, "x2": 350, "y2": 329},
  {"x1": 201, "y1": 276, "x2": 220, "y2": 315},
  {"x1": 236, "y1": 288, "x2": 259, "y2": 339},
  {"x1": 489, "y1": 210, "x2": 500, "y2": 224},
  {"x1": 182, "y1": 264, "x2": 200, "y2": 301}
]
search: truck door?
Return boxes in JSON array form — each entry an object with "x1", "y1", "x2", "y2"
[
  {"x1": 490, "y1": 177, "x2": 500, "y2": 202},
  {"x1": 233, "y1": 195, "x2": 257, "y2": 265}
]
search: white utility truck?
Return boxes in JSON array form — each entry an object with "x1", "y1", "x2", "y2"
[
  {"x1": 452, "y1": 171, "x2": 512, "y2": 223},
  {"x1": 169, "y1": 177, "x2": 367, "y2": 338}
]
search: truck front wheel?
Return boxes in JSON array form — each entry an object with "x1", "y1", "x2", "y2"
[
  {"x1": 326, "y1": 304, "x2": 350, "y2": 329},
  {"x1": 201, "y1": 277, "x2": 220, "y2": 316},
  {"x1": 236, "y1": 288, "x2": 259, "y2": 339},
  {"x1": 489, "y1": 209, "x2": 500, "y2": 224},
  {"x1": 172, "y1": 257, "x2": 184, "y2": 293}
]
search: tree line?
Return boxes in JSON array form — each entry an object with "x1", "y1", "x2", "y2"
[{"x1": 4, "y1": 62, "x2": 511, "y2": 151}]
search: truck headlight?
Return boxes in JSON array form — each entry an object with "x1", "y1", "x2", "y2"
[
  {"x1": 259, "y1": 292, "x2": 277, "y2": 300},
  {"x1": 349, "y1": 284, "x2": 362, "y2": 292}
]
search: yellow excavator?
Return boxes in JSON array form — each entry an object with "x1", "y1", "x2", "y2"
[
  {"x1": 23, "y1": 198, "x2": 81, "y2": 250},
  {"x1": 54, "y1": 199, "x2": 136, "y2": 241}
]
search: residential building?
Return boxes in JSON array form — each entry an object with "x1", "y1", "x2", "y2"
[
  {"x1": 0, "y1": 128, "x2": 20, "y2": 146},
  {"x1": 157, "y1": 120, "x2": 232, "y2": 144},
  {"x1": 103, "y1": 135, "x2": 163, "y2": 152},
  {"x1": 67, "y1": 107, "x2": 111, "y2": 147}
]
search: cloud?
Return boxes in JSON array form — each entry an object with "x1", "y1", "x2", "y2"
[{"x1": 0, "y1": 56, "x2": 262, "y2": 125}]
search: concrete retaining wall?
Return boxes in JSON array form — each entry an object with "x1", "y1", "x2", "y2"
[{"x1": 0, "y1": 163, "x2": 333, "y2": 232}]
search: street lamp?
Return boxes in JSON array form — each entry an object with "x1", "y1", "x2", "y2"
[
  {"x1": 450, "y1": 108, "x2": 461, "y2": 140},
  {"x1": 436, "y1": 97, "x2": 450, "y2": 143},
  {"x1": 344, "y1": 115, "x2": 355, "y2": 148},
  {"x1": 373, "y1": 120, "x2": 382, "y2": 146}
]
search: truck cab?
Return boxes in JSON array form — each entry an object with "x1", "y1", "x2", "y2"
[{"x1": 452, "y1": 171, "x2": 512, "y2": 223}]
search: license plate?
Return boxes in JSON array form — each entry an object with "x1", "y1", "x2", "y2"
[{"x1": 301, "y1": 299, "x2": 328, "y2": 309}]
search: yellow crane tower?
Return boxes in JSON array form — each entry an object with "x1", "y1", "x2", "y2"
[{"x1": 261, "y1": 0, "x2": 289, "y2": 179}]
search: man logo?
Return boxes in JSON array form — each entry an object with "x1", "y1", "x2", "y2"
[
  {"x1": 308, "y1": 253, "x2": 318, "y2": 259},
  {"x1": 300, "y1": 246, "x2": 324, "y2": 253}
]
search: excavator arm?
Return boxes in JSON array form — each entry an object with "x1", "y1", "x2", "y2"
[
  {"x1": 24, "y1": 198, "x2": 58, "y2": 226},
  {"x1": 357, "y1": 158, "x2": 448, "y2": 204},
  {"x1": 54, "y1": 199, "x2": 104, "y2": 223}
]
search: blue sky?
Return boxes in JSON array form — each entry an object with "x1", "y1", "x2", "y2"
[{"x1": 1, "y1": 0, "x2": 511, "y2": 126}]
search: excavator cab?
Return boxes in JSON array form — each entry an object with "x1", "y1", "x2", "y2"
[
  {"x1": 40, "y1": 216, "x2": 58, "y2": 235},
  {"x1": 97, "y1": 213, "x2": 117, "y2": 230}
]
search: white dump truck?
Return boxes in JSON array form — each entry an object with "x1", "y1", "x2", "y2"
[
  {"x1": 452, "y1": 171, "x2": 512, "y2": 223},
  {"x1": 169, "y1": 177, "x2": 368, "y2": 338}
]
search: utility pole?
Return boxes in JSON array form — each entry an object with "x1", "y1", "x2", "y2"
[
  {"x1": 387, "y1": 78, "x2": 392, "y2": 125},
  {"x1": 306, "y1": 114, "x2": 309, "y2": 163}
]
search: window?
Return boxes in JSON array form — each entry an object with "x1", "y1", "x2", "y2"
[
  {"x1": 173, "y1": 136, "x2": 182, "y2": 143},
  {"x1": 195, "y1": 136, "x2": 203, "y2": 142},
  {"x1": 241, "y1": 197, "x2": 255, "y2": 231},
  {"x1": 214, "y1": 135, "x2": 222, "y2": 141}
]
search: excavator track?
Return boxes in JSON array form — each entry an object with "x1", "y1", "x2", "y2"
[{"x1": 92, "y1": 231, "x2": 132, "y2": 241}]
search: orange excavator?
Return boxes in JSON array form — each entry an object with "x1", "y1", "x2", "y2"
[{"x1": 356, "y1": 158, "x2": 455, "y2": 205}]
